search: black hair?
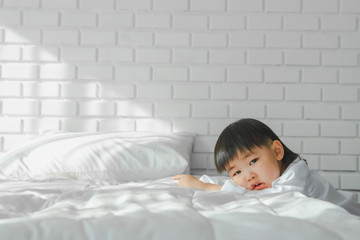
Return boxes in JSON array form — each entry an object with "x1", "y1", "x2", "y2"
[{"x1": 214, "y1": 118, "x2": 298, "y2": 174}]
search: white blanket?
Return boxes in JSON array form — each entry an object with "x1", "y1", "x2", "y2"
[{"x1": 0, "y1": 177, "x2": 359, "y2": 240}]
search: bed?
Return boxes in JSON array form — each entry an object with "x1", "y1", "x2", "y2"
[{"x1": 0, "y1": 132, "x2": 359, "y2": 240}]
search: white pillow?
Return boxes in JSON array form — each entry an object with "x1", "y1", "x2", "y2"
[{"x1": 0, "y1": 132, "x2": 194, "y2": 182}]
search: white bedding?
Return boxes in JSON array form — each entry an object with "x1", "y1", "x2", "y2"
[{"x1": 0, "y1": 177, "x2": 359, "y2": 240}]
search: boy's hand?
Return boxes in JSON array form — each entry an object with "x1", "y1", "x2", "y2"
[{"x1": 172, "y1": 174, "x2": 222, "y2": 191}]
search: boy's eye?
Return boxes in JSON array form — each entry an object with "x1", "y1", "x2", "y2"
[
  {"x1": 250, "y1": 158, "x2": 258, "y2": 165},
  {"x1": 233, "y1": 170, "x2": 241, "y2": 176}
]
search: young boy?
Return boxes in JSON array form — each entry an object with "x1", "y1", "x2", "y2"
[{"x1": 173, "y1": 118, "x2": 360, "y2": 216}]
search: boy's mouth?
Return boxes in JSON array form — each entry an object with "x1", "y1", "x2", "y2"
[{"x1": 253, "y1": 182, "x2": 265, "y2": 190}]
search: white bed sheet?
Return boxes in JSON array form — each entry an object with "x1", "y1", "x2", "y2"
[{"x1": 0, "y1": 177, "x2": 359, "y2": 240}]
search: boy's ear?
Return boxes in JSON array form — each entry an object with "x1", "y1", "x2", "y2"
[{"x1": 272, "y1": 140, "x2": 284, "y2": 161}]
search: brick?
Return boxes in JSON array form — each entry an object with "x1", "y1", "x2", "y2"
[
  {"x1": 285, "y1": 85, "x2": 321, "y2": 101},
  {"x1": 116, "y1": 0, "x2": 151, "y2": 10},
  {"x1": 136, "y1": 119, "x2": 171, "y2": 132},
  {"x1": 2, "y1": 64, "x2": 38, "y2": 79},
  {"x1": 173, "y1": 119, "x2": 208, "y2": 135},
  {"x1": 321, "y1": 16, "x2": 357, "y2": 31},
  {"x1": 99, "y1": 119, "x2": 135, "y2": 132},
  {"x1": 115, "y1": 66, "x2": 151, "y2": 81},
  {"x1": 248, "y1": 50, "x2": 282, "y2": 65},
  {"x1": 2, "y1": 100, "x2": 40, "y2": 116},
  {"x1": 174, "y1": 84, "x2": 209, "y2": 99},
  {"x1": 303, "y1": 0, "x2": 338, "y2": 12},
  {"x1": 41, "y1": 100, "x2": 77, "y2": 116},
  {"x1": 0, "y1": 46, "x2": 21, "y2": 61},
  {"x1": 210, "y1": 15, "x2": 245, "y2": 30},
  {"x1": 42, "y1": 0, "x2": 77, "y2": 8},
  {"x1": 340, "y1": 174, "x2": 360, "y2": 190},
  {"x1": 342, "y1": 104, "x2": 360, "y2": 120},
  {"x1": 229, "y1": 102, "x2": 265, "y2": 119},
  {"x1": 321, "y1": 121, "x2": 357, "y2": 137},
  {"x1": 0, "y1": 10, "x2": 21, "y2": 25},
  {"x1": 23, "y1": 11, "x2": 58, "y2": 26},
  {"x1": 99, "y1": 13, "x2": 133, "y2": 28},
  {"x1": 79, "y1": 101, "x2": 116, "y2": 116},
  {"x1": 302, "y1": 68, "x2": 337, "y2": 83},
  {"x1": 173, "y1": 15, "x2": 208, "y2": 29},
  {"x1": 193, "y1": 136, "x2": 217, "y2": 153},
  {"x1": 118, "y1": 31, "x2": 153, "y2": 46},
  {"x1": 285, "y1": 50, "x2": 320, "y2": 66},
  {"x1": 210, "y1": 49, "x2": 245, "y2": 64},
  {"x1": 303, "y1": 33, "x2": 338, "y2": 49},
  {"x1": 192, "y1": 33, "x2": 227, "y2": 47},
  {"x1": 319, "y1": 172, "x2": 340, "y2": 188},
  {"x1": 3, "y1": 0, "x2": 39, "y2": 7},
  {"x1": 303, "y1": 139, "x2": 339, "y2": 154},
  {"x1": 266, "y1": 32, "x2": 301, "y2": 48},
  {"x1": 61, "y1": 12, "x2": 96, "y2": 27},
  {"x1": 191, "y1": 0, "x2": 226, "y2": 11},
  {"x1": 228, "y1": 67, "x2": 263, "y2": 82},
  {"x1": 322, "y1": 51, "x2": 358, "y2": 66},
  {"x1": 61, "y1": 47, "x2": 96, "y2": 62},
  {"x1": 323, "y1": 86, "x2": 358, "y2": 102},
  {"x1": 247, "y1": 15, "x2": 282, "y2": 30},
  {"x1": 267, "y1": 103, "x2": 302, "y2": 119},
  {"x1": 61, "y1": 83, "x2": 97, "y2": 98},
  {"x1": 81, "y1": 31, "x2": 116, "y2": 45},
  {"x1": 229, "y1": 32, "x2": 264, "y2": 47},
  {"x1": 40, "y1": 64, "x2": 76, "y2": 80},
  {"x1": 61, "y1": 119, "x2": 98, "y2": 132},
  {"x1": 0, "y1": 82, "x2": 21, "y2": 97},
  {"x1": 341, "y1": 140, "x2": 360, "y2": 154},
  {"x1": 248, "y1": 85, "x2": 283, "y2": 100},
  {"x1": 209, "y1": 119, "x2": 236, "y2": 135},
  {"x1": 190, "y1": 67, "x2": 226, "y2": 82},
  {"x1": 99, "y1": 83, "x2": 135, "y2": 99},
  {"x1": 23, "y1": 118, "x2": 60, "y2": 133},
  {"x1": 192, "y1": 102, "x2": 228, "y2": 118},
  {"x1": 265, "y1": 68, "x2": 300, "y2": 83},
  {"x1": 0, "y1": 118, "x2": 22, "y2": 133},
  {"x1": 265, "y1": 0, "x2": 301, "y2": 12},
  {"x1": 341, "y1": 0, "x2": 360, "y2": 12},
  {"x1": 173, "y1": 49, "x2": 207, "y2": 64},
  {"x1": 135, "y1": 48, "x2": 171, "y2": 63},
  {"x1": 304, "y1": 104, "x2": 340, "y2": 119},
  {"x1": 228, "y1": 0, "x2": 263, "y2": 12},
  {"x1": 79, "y1": 0, "x2": 114, "y2": 9},
  {"x1": 23, "y1": 46, "x2": 59, "y2": 62},
  {"x1": 189, "y1": 154, "x2": 209, "y2": 169},
  {"x1": 4, "y1": 28, "x2": 41, "y2": 44},
  {"x1": 23, "y1": 82, "x2": 59, "y2": 98},
  {"x1": 137, "y1": 84, "x2": 172, "y2": 99},
  {"x1": 43, "y1": 30, "x2": 78, "y2": 45},
  {"x1": 153, "y1": 66, "x2": 188, "y2": 82},
  {"x1": 341, "y1": 33, "x2": 360, "y2": 48},
  {"x1": 283, "y1": 121, "x2": 319, "y2": 137},
  {"x1": 136, "y1": 14, "x2": 171, "y2": 28},
  {"x1": 211, "y1": 84, "x2": 246, "y2": 100},
  {"x1": 78, "y1": 65, "x2": 113, "y2": 80},
  {"x1": 117, "y1": 101, "x2": 153, "y2": 117},
  {"x1": 284, "y1": 15, "x2": 319, "y2": 30},
  {"x1": 153, "y1": 0, "x2": 188, "y2": 10},
  {"x1": 155, "y1": 102, "x2": 191, "y2": 117},
  {"x1": 155, "y1": 32, "x2": 190, "y2": 47},
  {"x1": 98, "y1": 47, "x2": 133, "y2": 62},
  {"x1": 340, "y1": 69, "x2": 360, "y2": 84}
]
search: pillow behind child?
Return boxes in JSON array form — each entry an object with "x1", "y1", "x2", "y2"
[{"x1": 0, "y1": 131, "x2": 195, "y2": 182}]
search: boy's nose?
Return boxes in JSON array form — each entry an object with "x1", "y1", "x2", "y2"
[{"x1": 246, "y1": 172, "x2": 256, "y2": 181}]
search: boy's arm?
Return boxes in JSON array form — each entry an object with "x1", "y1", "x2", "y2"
[{"x1": 172, "y1": 174, "x2": 222, "y2": 191}]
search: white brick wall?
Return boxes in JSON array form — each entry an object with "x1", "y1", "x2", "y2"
[{"x1": 0, "y1": 0, "x2": 359, "y2": 195}]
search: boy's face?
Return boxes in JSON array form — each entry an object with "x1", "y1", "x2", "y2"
[{"x1": 225, "y1": 140, "x2": 284, "y2": 191}]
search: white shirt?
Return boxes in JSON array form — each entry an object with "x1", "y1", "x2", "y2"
[{"x1": 200, "y1": 157, "x2": 360, "y2": 216}]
